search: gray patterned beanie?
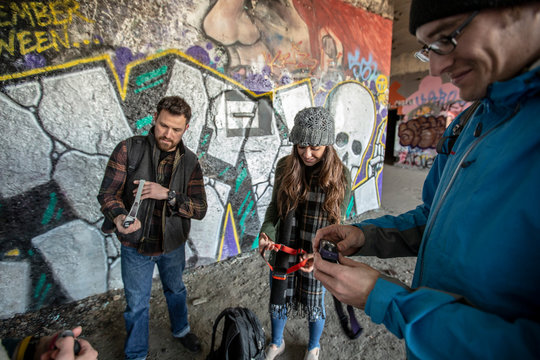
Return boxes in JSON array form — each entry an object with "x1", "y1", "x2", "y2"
[
  {"x1": 409, "y1": 0, "x2": 531, "y2": 34},
  {"x1": 289, "y1": 107, "x2": 335, "y2": 146}
]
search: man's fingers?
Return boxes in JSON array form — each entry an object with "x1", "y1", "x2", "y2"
[
  {"x1": 337, "y1": 254, "x2": 364, "y2": 267},
  {"x1": 71, "y1": 326, "x2": 83, "y2": 338}
]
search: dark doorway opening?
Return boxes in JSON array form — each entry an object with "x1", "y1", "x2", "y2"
[{"x1": 384, "y1": 109, "x2": 399, "y2": 164}]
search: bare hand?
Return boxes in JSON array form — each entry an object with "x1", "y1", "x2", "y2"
[
  {"x1": 313, "y1": 224, "x2": 365, "y2": 256},
  {"x1": 299, "y1": 253, "x2": 314, "y2": 273},
  {"x1": 113, "y1": 214, "x2": 141, "y2": 234},
  {"x1": 258, "y1": 232, "x2": 278, "y2": 255},
  {"x1": 134, "y1": 180, "x2": 168, "y2": 201},
  {"x1": 38, "y1": 326, "x2": 98, "y2": 360},
  {"x1": 313, "y1": 252, "x2": 379, "y2": 309}
]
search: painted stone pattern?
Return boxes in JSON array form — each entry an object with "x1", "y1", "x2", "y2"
[{"x1": 0, "y1": 0, "x2": 392, "y2": 318}]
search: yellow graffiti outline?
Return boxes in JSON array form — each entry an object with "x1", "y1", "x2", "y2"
[
  {"x1": 322, "y1": 79, "x2": 378, "y2": 191},
  {"x1": 373, "y1": 118, "x2": 387, "y2": 205},
  {"x1": 218, "y1": 203, "x2": 241, "y2": 261},
  {"x1": 0, "y1": 49, "x2": 277, "y2": 101}
]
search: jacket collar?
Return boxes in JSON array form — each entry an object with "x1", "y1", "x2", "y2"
[{"x1": 485, "y1": 61, "x2": 540, "y2": 108}]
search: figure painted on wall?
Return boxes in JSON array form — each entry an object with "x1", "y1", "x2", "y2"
[{"x1": 203, "y1": 0, "x2": 391, "y2": 88}]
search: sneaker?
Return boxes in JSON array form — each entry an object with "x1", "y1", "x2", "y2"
[
  {"x1": 178, "y1": 332, "x2": 201, "y2": 353},
  {"x1": 304, "y1": 347, "x2": 320, "y2": 360},
  {"x1": 265, "y1": 341, "x2": 285, "y2": 360}
]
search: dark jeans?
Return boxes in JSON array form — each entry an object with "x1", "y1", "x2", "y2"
[{"x1": 121, "y1": 244, "x2": 190, "y2": 360}]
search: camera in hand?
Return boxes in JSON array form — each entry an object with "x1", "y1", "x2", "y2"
[{"x1": 319, "y1": 239, "x2": 339, "y2": 263}]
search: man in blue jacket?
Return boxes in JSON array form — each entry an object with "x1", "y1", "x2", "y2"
[{"x1": 313, "y1": 0, "x2": 540, "y2": 358}]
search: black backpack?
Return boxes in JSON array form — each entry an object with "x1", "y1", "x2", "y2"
[{"x1": 207, "y1": 307, "x2": 265, "y2": 360}]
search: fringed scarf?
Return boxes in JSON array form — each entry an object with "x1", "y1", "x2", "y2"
[{"x1": 270, "y1": 165, "x2": 330, "y2": 322}]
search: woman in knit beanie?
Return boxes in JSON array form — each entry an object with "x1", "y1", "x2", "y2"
[{"x1": 258, "y1": 107, "x2": 351, "y2": 360}]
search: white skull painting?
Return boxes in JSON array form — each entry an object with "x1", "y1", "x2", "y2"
[{"x1": 326, "y1": 82, "x2": 380, "y2": 215}]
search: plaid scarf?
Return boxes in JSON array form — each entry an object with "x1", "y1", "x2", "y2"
[{"x1": 270, "y1": 167, "x2": 329, "y2": 322}]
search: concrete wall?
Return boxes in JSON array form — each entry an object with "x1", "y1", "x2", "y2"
[{"x1": 0, "y1": 0, "x2": 392, "y2": 318}]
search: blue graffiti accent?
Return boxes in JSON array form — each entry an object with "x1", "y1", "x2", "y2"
[
  {"x1": 235, "y1": 167, "x2": 248, "y2": 193},
  {"x1": 201, "y1": 133, "x2": 210, "y2": 146},
  {"x1": 134, "y1": 79, "x2": 164, "y2": 94},
  {"x1": 41, "y1": 193, "x2": 58, "y2": 225},
  {"x1": 346, "y1": 196, "x2": 355, "y2": 219},
  {"x1": 55, "y1": 208, "x2": 63, "y2": 221},
  {"x1": 252, "y1": 233, "x2": 260, "y2": 250},
  {"x1": 134, "y1": 65, "x2": 167, "y2": 94},
  {"x1": 219, "y1": 167, "x2": 230, "y2": 177},
  {"x1": 24, "y1": 53, "x2": 46, "y2": 69},
  {"x1": 348, "y1": 50, "x2": 379, "y2": 82},
  {"x1": 186, "y1": 45, "x2": 211, "y2": 65},
  {"x1": 413, "y1": 88, "x2": 460, "y2": 107},
  {"x1": 114, "y1": 47, "x2": 145, "y2": 83},
  {"x1": 33, "y1": 273, "x2": 46, "y2": 299},
  {"x1": 238, "y1": 200, "x2": 254, "y2": 238},
  {"x1": 136, "y1": 115, "x2": 153, "y2": 129},
  {"x1": 36, "y1": 283, "x2": 52, "y2": 309},
  {"x1": 136, "y1": 65, "x2": 167, "y2": 86},
  {"x1": 237, "y1": 191, "x2": 252, "y2": 216},
  {"x1": 220, "y1": 205, "x2": 241, "y2": 260}
]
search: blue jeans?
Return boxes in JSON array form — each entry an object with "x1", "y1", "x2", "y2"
[
  {"x1": 121, "y1": 244, "x2": 190, "y2": 360},
  {"x1": 269, "y1": 272, "x2": 326, "y2": 351}
]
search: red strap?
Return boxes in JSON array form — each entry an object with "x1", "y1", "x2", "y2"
[{"x1": 260, "y1": 245, "x2": 308, "y2": 275}]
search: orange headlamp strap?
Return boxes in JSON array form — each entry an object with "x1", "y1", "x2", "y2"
[{"x1": 260, "y1": 244, "x2": 308, "y2": 276}]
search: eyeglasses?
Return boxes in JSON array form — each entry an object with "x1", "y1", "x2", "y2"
[{"x1": 414, "y1": 11, "x2": 479, "y2": 62}]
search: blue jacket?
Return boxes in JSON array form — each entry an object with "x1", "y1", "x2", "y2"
[{"x1": 356, "y1": 64, "x2": 540, "y2": 359}]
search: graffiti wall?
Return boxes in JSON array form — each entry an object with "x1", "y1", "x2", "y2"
[
  {"x1": 389, "y1": 75, "x2": 469, "y2": 168},
  {"x1": 0, "y1": 0, "x2": 392, "y2": 318}
]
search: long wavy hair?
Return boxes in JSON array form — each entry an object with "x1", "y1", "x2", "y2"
[{"x1": 277, "y1": 145, "x2": 347, "y2": 224}]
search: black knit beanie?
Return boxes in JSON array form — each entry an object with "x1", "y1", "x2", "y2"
[
  {"x1": 409, "y1": 0, "x2": 533, "y2": 34},
  {"x1": 289, "y1": 107, "x2": 335, "y2": 146}
]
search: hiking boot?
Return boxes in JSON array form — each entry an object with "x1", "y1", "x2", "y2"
[
  {"x1": 304, "y1": 347, "x2": 320, "y2": 360},
  {"x1": 178, "y1": 332, "x2": 201, "y2": 353},
  {"x1": 265, "y1": 341, "x2": 285, "y2": 360}
]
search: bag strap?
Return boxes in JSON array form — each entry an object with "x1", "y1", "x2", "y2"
[
  {"x1": 126, "y1": 136, "x2": 146, "y2": 173},
  {"x1": 208, "y1": 308, "x2": 232, "y2": 356},
  {"x1": 240, "y1": 308, "x2": 264, "y2": 356},
  {"x1": 436, "y1": 100, "x2": 481, "y2": 155},
  {"x1": 333, "y1": 295, "x2": 363, "y2": 340}
]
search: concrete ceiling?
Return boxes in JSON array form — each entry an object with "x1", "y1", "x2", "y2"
[{"x1": 390, "y1": 0, "x2": 430, "y2": 92}]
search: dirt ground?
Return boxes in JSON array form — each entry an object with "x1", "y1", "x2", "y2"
[{"x1": 0, "y1": 165, "x2": 428, "y2": 360}]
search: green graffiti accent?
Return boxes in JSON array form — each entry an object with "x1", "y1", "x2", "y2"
[
  {"x1": 136, "y1": 65, "x2": 168, "y2": 86},
  {"x1": 201, "y1": 134, "x2": 210, "y2": 146},
  {"x1": 28, "y1": 249, "x2": 34, "y2": 256},
  {"x1": 237, "y1": 191, "x2": 251, "y2": 216},
  {"x1": 219, "y1": 167, "x2": 230, "y2": 177},
  {"x1": 142, "y1": 130, "x2": 149, "y2": 136},
  {"x1": 280, "y1": 125, "x2": 288, "y2": 139},
  {"x1": 41, "y1": 193, "x2": 58, "y2": 225},
  {"x1": 136, "y1": 115, "x2": 153, "y2": 129},
  {"x1": 55, "y1": 208, "x2": 63, "y2": 221},
  {"x1": 134, "y1": 79, "x2": 164, "y2": 94},
  {"x1": 34, "y1": 273, "x2": 46, "y2": 299},
  {"x1": 197, "y1": 151, "x2": 205, "y2": 160},
  {"x1": 346, "y1": 196, "x2": 355, "y2": 219},
  {"x1": 239, "y1": 201, "x2": 254, "y2": 229},
  {"x1": 235, "y1": 167, "x2": 248, "y2": 193},
  {"x1": 36, "y1": 283, "x2": 52, "y2": 310},
  {"x1": 251, "y1": 233, "x2": 260, "y2": 250}
]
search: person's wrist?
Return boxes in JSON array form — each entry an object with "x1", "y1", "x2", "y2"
[{"x1": 167, "y1": 189, "x2": 177, "y2": 205}]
